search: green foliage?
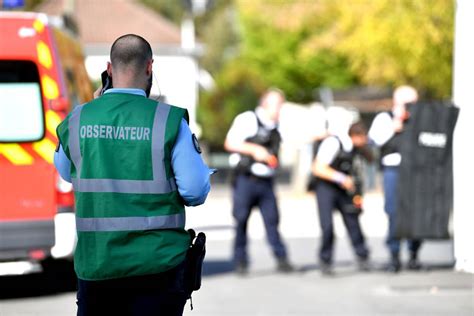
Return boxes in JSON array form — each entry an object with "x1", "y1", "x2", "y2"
[
  {"x1": 237, "y1": 1, "x2": 357, "y2": 103},
  {"x1": 326, "y1": 0, "x2": 455, "y2": 98},
  {"x1": 140, "y1": 0, "x2": 455, "y2": 148},
  {"x1": 194, "y1": 0, "x2": 235, "y2": 34},
  {"x1": 197, "y1": 60, "x2": 265, "y2": 150},
  {"x1": 139, "y1": 0, "x2": 185, "y2": 24},
  {"x1": 199, "y1": 4, "x2": 240, "y2": 75},
  {"x1": 24, "y1": 0, "x2": 45, "y2": 10}
]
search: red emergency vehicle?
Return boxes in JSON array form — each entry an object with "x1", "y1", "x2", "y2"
[{"x1": 0, "y1": 12, "x2": 92, "y2": 275}]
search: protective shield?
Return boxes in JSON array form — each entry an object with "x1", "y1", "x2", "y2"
[{"x1": 396, "y1": 101, "x2": 459, "y2": 239}]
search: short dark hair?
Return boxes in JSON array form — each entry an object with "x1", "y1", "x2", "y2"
[
  {"x1": 259, "y1": 87, "x2": 285, "y2": 106},
  {"x1": 110, "y1": 34, "x2": 152, "y2": 72},
  {"x1": 348, "y1": 121, "x2": 367, "y2": 136}
]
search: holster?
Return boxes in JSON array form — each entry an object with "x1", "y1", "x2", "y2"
[{"x1": 184, "y1": 229, "x2": 206, "y2": 297}]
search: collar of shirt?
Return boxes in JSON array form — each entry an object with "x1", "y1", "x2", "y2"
[
  {"x1": 104, "y1": 88, "x2": 146, "y2": 97},
  {"x1": 338, "y1": 134, "x2": 354, "y2": 152},
  {"x1": 255, "y1": 106, "x2": 278, "y2": 129}
]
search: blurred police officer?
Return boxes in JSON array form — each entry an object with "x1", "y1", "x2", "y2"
[
  {"x1": 311, "y1": 122, "x2": 371, "y2": 275},
  {"x1": 54, "y1": 34, "x2": 211, "y2": 316},
  {"x1": 369, "y1": 85, "x2": 422, "y2": 272},
  {"x1": 224, "y1": 89, "x2": 294, "y2": 275}
]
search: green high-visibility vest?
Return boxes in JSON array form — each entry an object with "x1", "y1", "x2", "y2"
[{"x1": 56, "y1": 92, "x2": 190, "y2": 281}]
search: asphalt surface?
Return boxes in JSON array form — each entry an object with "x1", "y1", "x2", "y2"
[{"x1": 0, "y1": 185, "x2": 472, "y2": 315}]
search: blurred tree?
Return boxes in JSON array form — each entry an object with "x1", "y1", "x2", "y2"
[
  {"x1": 237, "y1": 0, "x2": 454, "y2": 100},
  {"x1": 198, "y1": 1, "x2": 356, "y2": 148},
  {"x1": 24, "y1": 0, "x2": 45, "y2": 10},
  {"x1": 197, "y1": 59, "x2": 265, "y2": 149},
  {"x1": 308, "y1": 0, "x2": 455, "y2": 98},
  {"x1": 198, "y1": 3, "x2": 240, "y2": 74},
  {"x1": 140, "y1": 0, "x2": 238, "y2": 74},
  {"x1": 139, "y1": 0, "x2": 185, "y2": 24},
  {"x1": 237, "y1": 0, "x2": 357, "y2": 103},
  {"x1": 143, "y1": 0, "x2": 455, "y2": 149}
]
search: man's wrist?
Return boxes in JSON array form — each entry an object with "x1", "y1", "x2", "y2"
[{"x1": 332, "y1": 172, "x2": 347, "y2": 185}]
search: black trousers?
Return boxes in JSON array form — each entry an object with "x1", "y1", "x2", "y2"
[
  {"x1": 315, "y1": 181, "x2": 369, "y2": 264},
  {"x1": 232, "y1": 174, "x2": 288, "y2": 264},
  {"x1": 76, "y1": 262, "x2": 188, "y2": 316}
]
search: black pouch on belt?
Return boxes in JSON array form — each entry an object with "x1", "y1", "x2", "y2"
[{"x1": 185, "y1": 229, "x2": 206, "y2": 295}]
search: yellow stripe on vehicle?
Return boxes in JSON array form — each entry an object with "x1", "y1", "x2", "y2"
[
  {"x1": 0, "y1": 144, "x2": 34, "y2": 165},
  {"x1": 32, "y1": 138, "x2": 56, "y2": 164},
  {"x1": 41, "y1": 75, "x2": 59, "y2": 100},
  {"x1": 46, "y1": 110, "x2": 61, "y2": 137},
  {"x1": 33, "y1": 19, "x2": 45, "y2": 33},
  {"x1": 37, "y1": 41, "x2": 53, "y2": 69}
]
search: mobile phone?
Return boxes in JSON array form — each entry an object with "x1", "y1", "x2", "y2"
[{"x1": 100, "y1": 70, "x2": 113, "y2": 95}]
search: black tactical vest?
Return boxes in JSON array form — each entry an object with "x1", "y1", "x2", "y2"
[
  {"x1": 330, "y1": 140, "x2": 356, "y2": 175},
  {"x1": 315, "y1": 137, "x2": 356, "y2": 189},
  {"x1": 380, "y1": 112, "x2": 403, "y2": 160},
  {"x1": 236, "y1": 111, "x2": 281, "y2": 175}
]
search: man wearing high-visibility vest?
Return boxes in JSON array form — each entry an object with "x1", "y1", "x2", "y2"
[{"x1": 54, "y1": 34, "x2": 211, "y2": 316}]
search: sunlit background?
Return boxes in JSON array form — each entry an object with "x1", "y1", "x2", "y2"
[{"x1": 0, "y1": 0, "x2": 472, "y2": 315}]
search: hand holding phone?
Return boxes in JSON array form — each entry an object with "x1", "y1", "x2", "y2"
[{"x1": 100, "y1": 70, "x2": 113, "y2": 95}]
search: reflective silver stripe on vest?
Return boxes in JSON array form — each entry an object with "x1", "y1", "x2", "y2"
[
  {"x1": 68, "y1": 105, "x2": 84, "y2": 177},
  {"x1": 71, "y1": 178, "x2": 176, "y2": 194},
  {"x1": 76, "y1": 213, "x2": 185, "y2": 232},
  {"x1": 68, "y1": 102, "x2": 177, "y2": 194}
]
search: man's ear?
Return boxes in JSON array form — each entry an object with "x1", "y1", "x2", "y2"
[
  {"x1": 107, "y1": 62, "x2": 112, "y2": 77},
  {"x1": 146, "y1": 59, "x2": 153, "y2": 76}
]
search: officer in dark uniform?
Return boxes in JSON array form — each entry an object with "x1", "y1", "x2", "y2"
[
  {"x1": 224, "y1": 89, "x2": 294, "y2": 275},
  {"x1": 311, "y1": 122, "x2": 371, "y2": 275},
  {"x1": 369, "y1": 85, "x2": 422, "y2": 272}
]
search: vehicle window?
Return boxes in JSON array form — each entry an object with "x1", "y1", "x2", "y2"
[{"x1": 0, "y1": 61, "x2": 44, "y2": 142}]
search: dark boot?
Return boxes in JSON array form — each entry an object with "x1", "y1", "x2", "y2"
[
  {"x1": 277, "y1": 258, "x2": 294, "y2": 273},
  {"x1": 357, "y1": 257, "x2": 371, "y2": 272},
  {"x1": 386, "y1": 253, "x2": 401, "y2": 273},
  {"x1": 235, "y1": 261, "x2": 248, "y2": 275},
  {"x1": 320, "y1": 261, "x2": 334, "y2": 276},
  {"x1": 407, "y1": 251, "x2": 422, "y2": 270}
]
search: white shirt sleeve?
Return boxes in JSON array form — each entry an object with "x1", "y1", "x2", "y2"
[
  {"x1": 225, "y1": 111, "x2": 258, "y2": 145},
  {"x1": 368, "y1": 112, "x2": 395, "y2": 147},
  {"x1": 317, "y1": 136, "x2": 341, "y2": 165}
]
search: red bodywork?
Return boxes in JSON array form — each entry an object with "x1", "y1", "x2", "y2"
[{"x1": 0, "y1": 13, "x2": 75, "y2": 262}]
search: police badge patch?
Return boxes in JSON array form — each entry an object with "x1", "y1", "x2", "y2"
[{"x1": 192, "y1": 134, "x2": 202, "y2": 153}]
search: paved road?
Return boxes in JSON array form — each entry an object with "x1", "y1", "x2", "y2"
[{"x1": 1, "y1": 185, "x2": 473, "y2": 315}]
